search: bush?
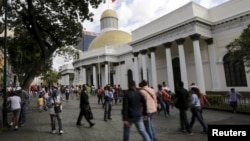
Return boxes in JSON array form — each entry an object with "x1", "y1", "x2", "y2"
[{"x1": 206, "y1": 95, "x2": 224, "y2": 105}]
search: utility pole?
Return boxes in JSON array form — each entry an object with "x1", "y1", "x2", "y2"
[{"x1": 2, "y1": 0, "x2": 8, "y2": 127}]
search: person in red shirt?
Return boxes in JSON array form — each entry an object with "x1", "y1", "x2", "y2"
[
  {"x1": 161, "y1": 86, "x2": 170, "y2": 117},
  {"x1": 97, "y1": 86, "x2": 104, "y2": 105}
]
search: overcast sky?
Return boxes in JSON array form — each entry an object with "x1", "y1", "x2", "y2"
[{"x1": 53, "y1": 0, "x2": 230, "y2": 70}]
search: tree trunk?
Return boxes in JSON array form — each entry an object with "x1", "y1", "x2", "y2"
[{"x1": 19, "y1": 52, "x2": 54, "y2": 91}]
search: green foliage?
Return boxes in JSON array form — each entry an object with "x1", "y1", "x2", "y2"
[
  {"x1": 206, "y1": 95, "x2": 224, "y2": 105},
  {"x1": 227, "y1": 24, "x2": 250, "y2": 72},
  {"x1": 41, "y1": 69, "x2": 61, "y2": 87},
  {"x1": 0, "y1": 0, "x2": 104, "y2": 89}
]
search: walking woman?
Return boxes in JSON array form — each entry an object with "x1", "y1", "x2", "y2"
[
  {"x1": 7, "y1": 91, "x2": 21, "y2": 130},
  {"x1": 156, "y1": 84, "x2": 167, "y2": 117},
  {"x1": 189, "y1": 87, "x2": 208, "y2": 134}
]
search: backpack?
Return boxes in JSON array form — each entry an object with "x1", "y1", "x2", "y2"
[{"x1": 162, "y1": 91, "x2": 169, "y2": 102}]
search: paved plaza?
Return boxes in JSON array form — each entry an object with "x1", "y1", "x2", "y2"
[{"x1": 1, "y1": 95, "x2": 250, "y2": 141}]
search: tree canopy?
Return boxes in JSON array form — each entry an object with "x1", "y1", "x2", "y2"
[
  {"x1": 226, "y1": 24, "x2": 250, "y2": 73},
  {"x1": 0, "y1": 0, "x2": 104, "y2": 90},
  {"x1": 41, "y1": 69, "x2": 61, "y2": 86}
]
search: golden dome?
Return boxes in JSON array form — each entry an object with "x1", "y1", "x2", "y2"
[
  {"x1": 88, "y1": 30, "x2": 132, "y2": 50},
  {"x1": 101, "y1": 9, "x2": 118, "y2": 19}
]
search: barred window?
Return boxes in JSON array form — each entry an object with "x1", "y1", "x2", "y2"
[{"x1": 223, "y1": 53, "x2": 247, "y2": 86}]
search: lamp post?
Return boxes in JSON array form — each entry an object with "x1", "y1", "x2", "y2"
[{"x1": 2, "y1": 0, "x2": 8, "y2": 127}]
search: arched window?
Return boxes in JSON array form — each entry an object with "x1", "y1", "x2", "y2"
[{"x1": 223, "y1": 53, "x2": 247, "y2": 86}]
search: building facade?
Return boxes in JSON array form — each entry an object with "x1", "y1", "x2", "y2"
[{"x1": 60, "y1": 0, "x2": 250, "y2": 93}]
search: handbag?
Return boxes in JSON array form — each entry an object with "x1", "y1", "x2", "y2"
[
  {"x1": 87, "y1": 106, "x2": 93, "y2": 119},
  {"x1": 53, "y1": 97, "x2": 61, "y2": 113}
]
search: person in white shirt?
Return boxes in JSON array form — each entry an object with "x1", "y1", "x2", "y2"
[
  {"x1": 189, "y1": 87, "x2": 208, "y2": 134},
  {"x1": 7, "y1": 91, "x2": 21, "y2": 130},
  {"x1": 49, "y1": 87, "x2": 64, "y2": 134},
  {"x1": 226, "y1": 88, "x2": 242, "y2": 112}
]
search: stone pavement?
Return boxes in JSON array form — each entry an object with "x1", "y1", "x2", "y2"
[{"x1": 0, "y1": 95, "x2": 250, "y2": 141}]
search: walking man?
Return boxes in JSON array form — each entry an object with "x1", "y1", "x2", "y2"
[
  {"x1": 173, "y1": 81, "x2": 192, "y2": 135},
  {"x1": 76, "y1": 84, "x2": 95, "y2": 127},
  {"x1": 122, "y1": 80, "x2": 150, "y2": 141}
]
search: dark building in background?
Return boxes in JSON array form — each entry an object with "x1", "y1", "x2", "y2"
[{"x1": 77, "y1": 30, "x2": 99, "y2": 51}]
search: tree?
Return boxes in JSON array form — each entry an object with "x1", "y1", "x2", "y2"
[
  {"x1": 0, "y1": 0, "x2": 3, "y2": 33},
  {"x1": 226, "y1": 24, "x2": 250, "y2": 73},
  {"x1": 41, "y1": 69, "x2": 61, "y2": 87},
  {"x1": 0, "y1": 0, "x2": 104, "y2": 90}
]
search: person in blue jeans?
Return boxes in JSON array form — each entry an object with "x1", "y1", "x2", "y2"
[
  {"x1": 139, "y1": 80, "x2": 158, "y2": 141},
  {"x1": 17, "y1": 87, "x2": 30, "y2": 127},
  {"x1": 122, "y1": 80, "x2": 150, "y2": 141},
  {"x1": 189, "y1": 87, "x2": 208, "y2": 134},
  {"x1": 156, "y1": 84, "x2": 166, "y2": 115},
  {"x1": 104, "y1": 85, "x2": 113, "y2": 121}
]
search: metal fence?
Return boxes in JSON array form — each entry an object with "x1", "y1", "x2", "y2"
[{"x1": 204, "y1": 94, "x2": 250, "y2": 114}]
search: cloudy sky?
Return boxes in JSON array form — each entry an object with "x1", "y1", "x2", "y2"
[{"x1": 53, "y1": 0, "x2": 230, "y2": 70}]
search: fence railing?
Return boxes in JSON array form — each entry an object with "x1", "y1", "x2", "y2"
[{"x1": 204, "y1": 94, "x2": 250, "y2": 114}]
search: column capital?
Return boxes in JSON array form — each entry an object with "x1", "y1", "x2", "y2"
[
  {"x1": 190, "y1": 34, "x2": 201, "y2": 41},
  {"x1": 205, "y1": 38, "x2": 213, "y2": 45},
  {"x1": 175, "y1": 38, "x2": 185, "y2": 45},
  {"x1": 140, "y1": 49, "x2": 148, "y2": 55},
  {"x1": 133, "y1": 52, "x2": 139, "y2": 57},
  {"x1": 91, "y1": 63, "x2": 97, "y2": 67},
  {"x1": 120, "y1": 61, "x2": 125, "y2": 65},
  {"x1": 113, "y1": 62, "x2": 119, "y2": 66},
  {"x1": 163, "y1": 42, "x2": 172, "y2": 48},
  {"x1": 149, "y1": 47, "x2": 157, "y2": 52}
]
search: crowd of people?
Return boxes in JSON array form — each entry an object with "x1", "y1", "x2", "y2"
[{"x1": 4, "y1": 80, "x2": 243, "y2": 141}]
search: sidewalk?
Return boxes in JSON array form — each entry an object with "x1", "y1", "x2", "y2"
[{"x1": 1, "y1": 95, "x2": 250, "y2": 141}]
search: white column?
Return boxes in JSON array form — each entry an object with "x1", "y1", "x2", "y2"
[
  {"x1": 82, "y1": 67, "x2": 86, "y2": 84},
  {"x1": 176, "y1": 38, "x2": 188, "y2": 89},
  {"x1": 79, "y1": 67, "x2": 82, "y2": 85},
  {"x1": 105, "y1": 62, "x2": 109, "y2": 85},
  {"x1": 92, "y1": 64, "x2": 97, "y2": 87},
  {"x1": 149, "y1": 47, "x2": 158, "y2": 90},
  {"x1": 206, "y1": 38, "x2": 221, "y2": 91},
  {"x1": 133, "y1": 53, "x2": 140, "y2": 86},
  {"x1": 119, "y1": 61, "x2": 125, "y2": 87},
  {"x1": 118, "y1": 63, "x2": 121, "y2": 86},
  {"x1": 73, "y1": 69, "x2": 77, "y2": 85},
  {"x1": 141, "y1": 50, "x2": 148, "y2": 81},
  {"x1": 163, "y1": 42, "x2": 175, "y2": 92},
  {"x1": 190, "y1": 34, "x2": 206, "y2": 93},
  {"x1": 65, "y1": 74, "x2": 70, "y2": 85},
  {"x1": 77, "y1": 69, "x2": 80, "y2": 85}
]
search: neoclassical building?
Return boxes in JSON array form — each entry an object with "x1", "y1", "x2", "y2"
[{"x1": 59, "y1": 0, "x2": 250, "y2": 93}]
